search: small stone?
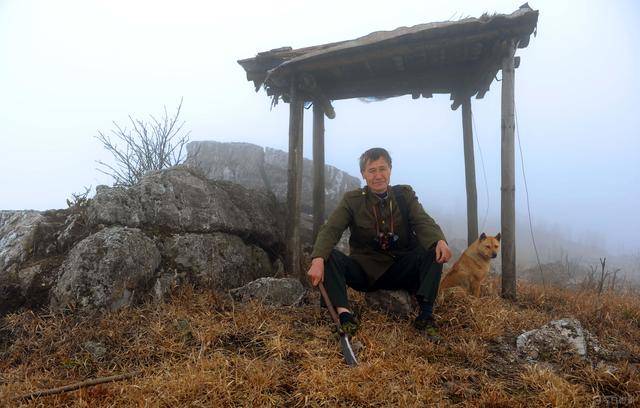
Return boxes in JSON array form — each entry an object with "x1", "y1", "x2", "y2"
[
  {"x1": 351, "y1": 340, "x2": 364, "y2": 354},
  {"x1": 516, "y1": 318, "x2": 597, "y2": 362},
  {"x1": 83, "y1": 341, "x2": 107, "y2": 360},
  {"x1": 229, "y1": 277, "x2": 305, "y2": 307}
]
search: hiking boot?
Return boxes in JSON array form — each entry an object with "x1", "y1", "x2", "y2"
[
  {"x1": 413, "y1": 315, "x2": 441, "y2": 343},
  {"x1": 339, "y1": 312, "x2": 360, "y2": 337}
]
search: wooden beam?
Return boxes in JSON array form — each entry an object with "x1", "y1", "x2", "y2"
[
  {"x1": 312, "y1": 103, "x2": 326, "y2": 242},
  {"x1": 286, "y1": 79, "x2": 304, "y2": 282},
  {"x1": 500, "y1": 44, "x2": 517, "y2": 300},
  {"x1": 462, "y1": 97, "x2": 478, "y2": 246}
]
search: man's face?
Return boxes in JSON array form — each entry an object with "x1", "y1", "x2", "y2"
[{"x1": 362, "y1": 157, "x2": 391, "y2": 193}]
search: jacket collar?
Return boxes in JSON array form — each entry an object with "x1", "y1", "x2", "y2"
[{"x1": 362, "y1": 186, "x2": 394, "y2": 207}]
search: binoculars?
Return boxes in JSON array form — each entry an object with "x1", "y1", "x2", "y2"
[{"x1": 374, "y1": 231, "x2": 399, "y2": 251}]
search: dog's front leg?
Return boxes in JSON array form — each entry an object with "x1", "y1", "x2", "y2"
[{"x1": 470, "y1": 280, "x2": 481, "y2": 297}]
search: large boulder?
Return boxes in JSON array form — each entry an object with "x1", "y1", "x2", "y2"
[
  {"x1": 0, "y1": 210, "x2": 75, "y2": 314},
  {"x1": 160, "y1": 233, "x2": 276, "y2": 290},
  {"x1": 185, "y1": 141, "x2": 361, "y2": 216},
  {"x1": 87, "y1": 166, "x2": 283, "y2": 253},
  {"x1": 184, "y1": 142, "x2": 268, "y2": 191},
  {"x1": 50, "y1": 226, "x2": 161, "y2": 312},
  {"x1": 263, "y1": 147, "x2": 360, "y2": 215}
]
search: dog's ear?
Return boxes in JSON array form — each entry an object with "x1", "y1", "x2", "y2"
[
  {"x1": 479, "y1": 232, "x2": 486, "y2": 241},
  {"x1": 495, "y1": 232, "x2": 501, "y2": 241}
]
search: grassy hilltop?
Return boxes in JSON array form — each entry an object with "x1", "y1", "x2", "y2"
[{"x1": 1, "y1": 280, "x2": 639, "y2": 407}]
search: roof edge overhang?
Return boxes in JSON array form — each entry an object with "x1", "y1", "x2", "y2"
[{"x1": 238, "y1": 3, "x2": 538, "y2": 112}]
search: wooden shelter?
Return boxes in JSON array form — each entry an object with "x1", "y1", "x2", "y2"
[{"x1": 238, "y1": 4, "x2": 538, "y2": 298}]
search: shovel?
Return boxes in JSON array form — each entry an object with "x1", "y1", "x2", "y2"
[{"x1": 318, "y1": 282, "x2": 358, "y2": 366}]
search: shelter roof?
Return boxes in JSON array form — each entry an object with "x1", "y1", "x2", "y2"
[{"x1": 238, "y1": 3, "x2": 538, "y2": 110}]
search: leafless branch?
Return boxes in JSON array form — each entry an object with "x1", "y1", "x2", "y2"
[{"x1": 95, "y1": 98, "x2": 190, "y2": 186}]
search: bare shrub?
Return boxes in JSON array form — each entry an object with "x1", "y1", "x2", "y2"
[
  {"x1": 66, "y1": 186, "x2": 91, "y2": 209},
  {"x1": 96, "y1": 99, "x2": 190, "y2": 186}
]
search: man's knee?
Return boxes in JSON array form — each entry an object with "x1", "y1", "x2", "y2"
[
  {"x1": 327, "y1": 249, "x2": 347, "y2": 263},
  {"x1": 325, "y1": 249, "x2": 347, "y2": 274}
]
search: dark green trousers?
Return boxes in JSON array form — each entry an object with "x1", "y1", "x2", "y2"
[{"x1": 323, "y1": 246, "x2": 443, "y2": 309}]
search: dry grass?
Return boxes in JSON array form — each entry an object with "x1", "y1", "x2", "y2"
[{"x1": 1, "y1": 280, "x2": 639, "y2": 407}]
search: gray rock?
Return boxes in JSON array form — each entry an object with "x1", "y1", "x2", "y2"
[
  {"x1": 51, "y1": 227, "x2": 161, "y2": 312},
  {"x1": 0, "y1": 210, "x2": 43, "y2": 272},
  {"x1": 185, "y1": 142, "x2": 268, "y2": 191},
  {"x1": 153, "y1": 271, "x2": 178, "y2": 301},
  {"x1": 263, "y1": 146, "x2": 360, "y2": 215},
  {"x1": 185, "y1": 141, "x2": 358, "y2": 248},
  {"x1": 365, "y1": 289, "x2": 415, "y2": 317},
  {"x1": 229, "y1": 277, "x2": 305, "y2": 306},
  {"x1": 56, "y1": 212, "x2": 90, "y2": 252},
  {"x1": 351, "y1": 340, "x2": 365, "y2": 355},
  {"x1": 516, "y1": 318, "x2": 600, "y2": 362},
  {"x1": 161, "y1": 233, "x2": 276, "y2": 290},
  {"x1": 0, "y1": 211, "x2": 65, "y2": 313},
  {"x1": 87, "y1": 167, "x2": 283, "y2": 253},
  {"x1": 83, "y1": 341, "x2": 107, "y2": 360},
  {"x1": 185, "y1": 141, "x2": 361, "y2": 216}
]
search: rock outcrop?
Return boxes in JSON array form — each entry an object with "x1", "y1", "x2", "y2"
[
  {"x1": 185, "y1": 141, "x2": 361, "y2": 215},
  {"x1": 87, "y1": 167, "x2": 282, "y2": 252},
  {"x1": 0, "y1": 210, "x2": 75, "y2": 314},
  {"x1": 0, "y1": 167, "x2": 286, "y2": 315}
]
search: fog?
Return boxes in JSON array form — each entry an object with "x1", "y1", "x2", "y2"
[{"x1": 1, "y1": 0, "x2": 638, "y2": 267}]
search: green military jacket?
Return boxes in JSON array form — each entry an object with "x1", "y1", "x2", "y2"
[{"x1": 311, "y1": 184, "x2": 446, "y2": 284}]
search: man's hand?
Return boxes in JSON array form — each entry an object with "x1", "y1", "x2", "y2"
[
  {"x1": 435, "y1": 240, "x2": 452, "y2": 264},
  {"x1": 307, "y1": 257, "x2": 325, "y2": 286}
]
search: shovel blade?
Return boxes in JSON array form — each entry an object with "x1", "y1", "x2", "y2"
[{"x1": 339, "y1": 334, "x2": 358, "y2": 366}]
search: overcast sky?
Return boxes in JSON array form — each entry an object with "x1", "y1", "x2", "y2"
[{"x1": 1, "y1": 0, "x2": 638, "y2": 256}]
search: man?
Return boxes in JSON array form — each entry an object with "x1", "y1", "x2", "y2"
[{"x1": 307, "y1": 147, "x2": 452, "y2": 338}]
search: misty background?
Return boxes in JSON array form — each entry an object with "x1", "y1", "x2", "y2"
[{"x1": 1, "y1": 1, "x2": 639, "y2": 277}]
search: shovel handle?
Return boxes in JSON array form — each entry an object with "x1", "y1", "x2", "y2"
[{"x1": 318, "y1": 282, "x2": 342, "y2": 331}]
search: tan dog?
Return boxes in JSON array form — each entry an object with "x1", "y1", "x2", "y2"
[{"x1": 439, "y1": 233, "x2": 501, "y2": 297}]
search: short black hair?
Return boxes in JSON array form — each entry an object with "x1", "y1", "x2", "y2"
[{"x1": 359, "y1": 147, "x2": 392, "y2": 172}]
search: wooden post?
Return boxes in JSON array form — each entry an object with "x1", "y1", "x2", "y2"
[
  {"x1": 461, "y1": 96, "x2": 478, "y2": 246},
  {"x1": 500, "y1": 44, "x2": 517, "y2": 299},
  {"x1": 312, "y1": 102, "x2": 326, "y2": 241},
  {"x1": 286, "y1": 79, "x2": 304, "y2": 281}
]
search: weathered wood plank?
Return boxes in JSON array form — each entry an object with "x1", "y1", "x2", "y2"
[
  {"x1": 286, "y1": 79, "x2": 304, "y2": 282},
  {"x1": 462, "y1": 97, "x2": 478, "y2": 246},
  {"x1": 312, "y1": 103, "x2": 326, "y2": 242},
  {"x1": 272, "y1": 28, "x2": 528, "y2": 78},
  {"x1": 500, "y1": 44, "x2": 517, "y2": 300}
]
